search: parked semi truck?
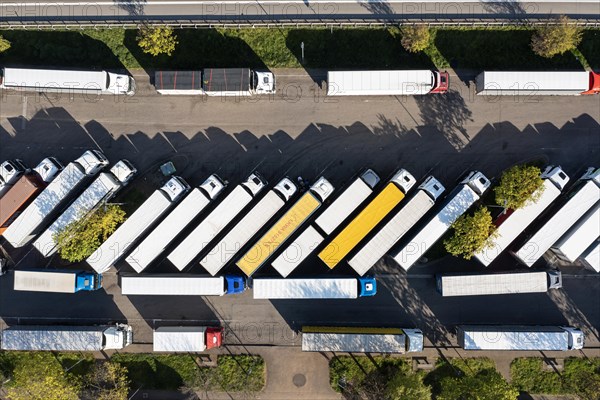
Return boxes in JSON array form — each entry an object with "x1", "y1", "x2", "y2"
[
  {"x1": 436, "y1": 271, "x2": 562, "y2": 297},
  {"x1": 87, "y1": 176, "x2": 189, "y2": 274},
  {"x1": 393, "y1": 171, "x2": 491, "y2": 271},
  {"x1": 125, "y1": 175, "x2": 225, "y2": 273},
  {"x1": 319, "y1": 169, "x2": 416, "y2": 269},
  {"x1": 348, "y1": 176, "x2": 445, "y2": 276},
  {"x1": 272, "y1": 170, "x2": 380, "y2": 277},
  {"x1": 475, "y1": 166, "x2": 570, "y2": 267},
  {"x1": 0, "y1": 67, "x2": 136, "y2": 95},
  {"x1": 168, "y1": 173, "x2": 266, "y2": 271},
  {"x1": 458, "y1": 325, "x2": 584, "y2": 351},
  {"x1": 1, "y1": 324, "x2": 133, "y2": 351},
  {"x1": 252, "y1": 277, "x2": 376, "y2": 299},
  {"x1": 3, "y1": 151, "x2": 109, "y2": 248},
  {"x1": 301, "y1": 326, "x2": 424, "y2": 353},
  {"x1": 237, "y1": 177, "x2": 334, "y2": 276},
  {"x1": 13, "y1": 270, "x2": 102, "y2": 293},
  {"x1": 121, "y1": 275, "x2": 245, "y2": 296},
  {"x1": 34, "y1": 160, "x2": 137, "y2": 257},
  {"x1": 0, "y1": 159, "x2": 28, "y2": 197},
  {"x1": 551, "y1": 202, "x2": 600, "y2": 263},
  {"x1": 475, "y1": 71, "x2": 600, "y2": 96},
  {"x1": 200, "y1": 178, "x2": 297, "y2": 276},
  {"x1": 327, "y1": 70, "x2": 449, "y2": 96},
  {"x1": 153, "y1": 326, "x2": 223, "y2": 352},
  {"x1": 580, "y1": 241, "x2": 599, "y2": 272},
  {"x1": 515, "y1": 167, "x2": 600, "y2": 267},
  {"x1": 155, "y1": 69, "x2": 275, "y2": 95}
]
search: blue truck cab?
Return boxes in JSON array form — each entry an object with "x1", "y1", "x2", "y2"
[
  {"x1": 225, "y1": 275, "x2": 246, "y2": 294},
  {"x1": 75, "y1": 271, "x2": 103, "y2": 291},
  {"x1": 359, "y1": 277, "x2": 377, "y2": 297}
]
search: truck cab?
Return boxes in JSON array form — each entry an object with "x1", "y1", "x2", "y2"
[
  {"x1": 274, "y1": 178, "x2": 298, "y2": 201},
  {"x1": 253, "y1": 71, "x2": 276, "y2": 94},
  {"x1": 77, "y1": 150, "x2": 109, "y2": 175},
  {"x1": 34, "y1": 157, "x2": 64, "y2": 183},
  {"x1": 103, "y1": 323, "x2": 134, "y2": 350},
  {"x1": 242, "y1": 173, "x2": 267, "y2": 196},
  {"x1": 430, "y1": 71, "x2": 450, "y2": 94},
  {"x1": 225, "y1": 275, "x2": 246, "y2": 294},
  {"x1": 542, "y1": 165, "x2": 570, "y2": 191},
  {"x1": 310, "y1": 177, "x2": 335, "y2": 202},
  {"x1": 206, "y1": 327, "x2": 224, "y2": 349},
  {"x1": 107, "y1": 72, "x2": 136, "y2": 96},
  {"x1": 562, "y1": 327, "x2": 584, "y2": 350},
  {"x1": 420, "y1": 176, "x2": 445, "y2": 201},
  {"x1": 403, "y1": 328, "x2": 424, "y2": 352},
  {"x1": 200, "y1": 174, "x2": 226, "y2": 200},
  {"x1": 75, "y1": 271, "x2": 103, "y2": 291},
  {"x1": 110, "y1": 160, "x2": 137, "y2": 185},
  {"x1": 547, "y1": 270, "x2": 562, "y2": 289},
  {"x1": 391, "y1": 169, "x2": 417, "y2": 193},
  {"x1": 162, "y1": 176, "x2": 190, "y2": 202},
  {"x1": 463, "y1": 171, "x2": 491, "y2": 196},
  {"x1": 0, "y1": 160, "x2": 28, "y2": 197},
  {"x1": 358, "y1": 277, "x2": 377, "y2": 296}
]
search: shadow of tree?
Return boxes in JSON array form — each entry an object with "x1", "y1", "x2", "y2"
[
  {"x1": 358, "y1": 0, "x2": 394, "y2": 17},
  {"x1": 479, "y1": 0, "x2": 526, "y2": 16},
  {"x1": 114, "y1": 0, "x2": 147, "y2": 16}
]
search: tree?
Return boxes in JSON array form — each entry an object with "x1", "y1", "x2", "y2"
[
  {"x1": 494, "y1": 165, "x2": 544, "y2": 210},
  {"x1": 0, "y1": 35, "x2": 10, "y2": 53},
  {"x1": 6, "y1": 353, "x2": 80, "y2": 400},
  {"x1": 400, "y1": 26, "x2": 431, "y2": 53},
  {"x1": 531, "y1": 16, "x2": 582, "y2": 58},
  {"x1": 137, "y1": 27, "x2": 178, "y2": 56},
  {"x1": 438, "y1": 368, "x2": 519, "y2": 400},
  {"x1": 444, "y1": 206, "x2": 497, "y2": 259},
  {"x1": 81, "y1": 362, "x2": 129, "y2": 400},
  {"x1": 385, "y1": 370, "x2": 431, "y2": 400},
  {"x1": 54, "y1": 204, "x2": 126, "y2": 262}
]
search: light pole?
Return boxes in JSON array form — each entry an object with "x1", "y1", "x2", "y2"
[{"x1": 301, "y1": 42, "x2": 305, "y2": 64}]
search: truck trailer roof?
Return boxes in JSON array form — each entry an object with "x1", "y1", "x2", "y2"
[
  {"x1": 0, "y1": 174, "x2": 45, "y2": 233},
  {"x1": 552, "y1": 203, "x2": 600, "y2": 262},
  {"x1": 1, "y1": 325, "x2": 106, "y2": 351},
  {"x1": 154, "y1": 71, "x2": 203, "y2": 94},
  {"x1": 202, "y1": 68, "x2": 250, "y2": 95},
  {"x1": 436, "y1": 271, "x2": 552, "y2": 297},
  {"x1": 327, "y1": 70, "x2": 437, "y2": 96},
  {"x1": 475, "y1": 71, "x2": 600, "y2": 95},
  {"x1": 458, "y1": 325, "x2": 575, "y2": 351},
  {"x1": 122, "y1": 276, "x2": 227, "y2": 296},
  {"x1": 2, "y1": 68, "x2": 108, "y2": 91},
  {"x1": 153, "y1": 326, "x2": 209, "y2": 352},
  {"x1": 252, "y1": 278, "x2": 359, "y2": 299},
  {"x1": 301, "y1": 326, "x2": 409, "y2": 353},
  {"x1": 14, "y1": 270, "x2": 78, "y2": 293}
]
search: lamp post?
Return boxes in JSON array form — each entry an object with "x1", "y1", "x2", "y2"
[{"x1": 301, "y1": 42, "x2": 305, "y2": 64}]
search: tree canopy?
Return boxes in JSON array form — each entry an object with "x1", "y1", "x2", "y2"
[
  {"x1": 531, "y1": 16, "x2": 583, "y2": 58},
  {"x1": 0, "y1": 35, "x2": 11, "y2": 53},
  {"x1": 444, "y1": 206, "x2": 496, "y2": 259},
  {"x1": 400, "y1": 26, "x2": 431, "y2": 53},
  {"x1": 494, "y1": 165, "x2": 544, "y2": 210},
  {"x1": 137, "y1": 27, "x2": 178, "y2": 56},
  {"x1": 82, "y1": 362, "x2": 129, "y2": 400}
]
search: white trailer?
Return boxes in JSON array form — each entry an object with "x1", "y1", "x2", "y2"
[
  {"x1": 580, "y1": 241, "x2": 600, "y2": 272},
  {"x1": 349, "y1": 177, "x2": 445, "y2": 276},
  {"x1": 393, "y1": 171, "x2": 491, "y2": 271},
  {"x1": 121, "y1": 275, "x2": 244, "y2": 296},
  {"x1": 551, "y1": 203, "x2": 600, "y2": 263},
  {"x1": 1, "y1": 324, "x2": 133, "y2": 351},
  {"x1": 436, "y1": 271, "x2": 562, "y2": 297},
  {"x1": 515, "y1": 167, "x2": 600, "y2": 267},
  {"x1": 475, "y1": 166, "x2": 570, "y2": 267},
  {"x1": 475, "y1": 71, "x2": 600, "y2": 96},
  {"x1": 301, "y1": 326, "x2": 424, "y2": 353},
  {"x1": 200, "y1": 178, "x2": 297, "y2": 276},
  {"x1": 252, "y1": 277, "x2": 376, "y2": 299},
  {"x1": 3, "y1": 151, "x2": 108, "y2": 248},
  {"x1": 272, "y1": 170, "x2": 380, "y2": 277},
  {"x1": 13, "y1": 270, "x2": 102, "y2": 293},
  {"x1": 327, "y1": 70, "x2": 449, "y2": 96},
  {"x1": 153, "y1": 326, "x2": 223, "y2": 352},
  {"x1": 33, "y1": 161, "x2": 136, "y2": 257},
  {"x1": 125, "y1": 175, "x2": 225, "y2": 273},
  {"x1": 167, "y1": 173, "x2": 267, "y2": 271},
  {"x1": 0, "y1": 67, "x2": 136, "y2": 95},
  {"x1": 458, "y1": 325, "x2": 584, "y2": 351},
  {"x1": 87, "y1": 176, "x2": 190, "y2": 274}
]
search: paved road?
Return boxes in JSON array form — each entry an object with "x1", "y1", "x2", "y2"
[
  {"x1": 0, "y1": 68, "x2": 599, "y2": 349},
  {"x1": 0, "y1": 0, "x2": 599, "y2": 25}
]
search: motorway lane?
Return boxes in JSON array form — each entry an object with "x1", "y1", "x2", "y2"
[{"x1": 0, "y1": 0, "x2": 599, "y2": 23}]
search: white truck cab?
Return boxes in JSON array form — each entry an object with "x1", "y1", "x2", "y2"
[
  {"x1": 542, "y1": 165, "x2": 570, "y2": 190},
  {"x1": 404, "y1": 328, "x2": 425, "y2": 352},
  {"x1": 163, "y1": 176, "x2": 191, "y2": 202},
  {"x1": 242, "y1": 173, "x2": 267, "y2": 196},
  {"x1": 77, "y1": 150, "x2": 109, "y2": 175},
  {"x1": 103, "y1": 323, "x2": 134, "y2": 350},
  {"x1": 463, "y1": 171, "x2": 491, "y2": 195},
  {"x1": 110, "y1": 160, "x2": 137, "y2": 185},
  {"x1": 563, "y1": 327, "x2": 585, "y2": 350},
  {"x1": 420, "y1": 176, "x2": 445, "y2": 200},
  {"x1": 391, "y1": 168, "x2": 417, "y2": 193},
  {"x1": 274, "y1": 178, "x2": 298, "y2": 200},
  {"x1": 253, "y1": 71, "x2": 276, "y2": 94},
  {"x1": 310, "y1": 177, "x2": 335, "y2": 202},
  {"x1": 33, "y1": 157, "x2": 64, "y2": 183},
  {"x1": 0, "y1": 159, "x2": 28, "y2": 196},
  {"x1": 200, "y1": 174, "x2": 226, "y2": 200},
  {"x1": 107, "y1": 72, "x2": 136, "y2": 96}
]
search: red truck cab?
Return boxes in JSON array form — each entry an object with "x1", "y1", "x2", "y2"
[
  {"x1": 206, "y1": 327, "x2": 224, "y2": 349},
  {"x1": 430, "y1": 71, "x2": 450, "y2": 94}
]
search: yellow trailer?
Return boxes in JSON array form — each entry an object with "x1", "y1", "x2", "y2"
[
  {"x1": 237, "y1": 177, "x2": 334, "y2": 276},
  {"x1": 318, "y1": 169, "x2": 415, "y2": 269}
]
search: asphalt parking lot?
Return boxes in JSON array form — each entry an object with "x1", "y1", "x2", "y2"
[{"x1": 0, "y1": 69, "x2": 599, "y2": 349}]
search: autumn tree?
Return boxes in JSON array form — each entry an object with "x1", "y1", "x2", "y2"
[
  {"x1": 81, "y1": 362, "x2": 129, "y2": 400},
  {"x1": 137, "y1": 27, "x2": 178, "y2": 56},
  {"x1": 494, "y1": 165, "x2": 544, "y2": 210},
  {"x1": 54, "y1": 204, "x2": 126, "y2": 262},
  {"x1": 531, "y1": 16, "x2": 583, "y2": 58},
  {"x1": 438, "y1": 368, "x2": 518, "y2": 400},
  {"x1": 401, "y1": 26, "x2": 431, "y2": 53},
  {"x1": 6, "y1": 353, "x2": 81, "y2": 400},
  {"x1": 385, "y1": 370, "x2": 431, "y2": 400},
  {"x1": 0, "y1": 35, "x2": 10, "y2": 53},
  {"x1": 444, "y1": 206, "x2": 497, "y2": 259}
]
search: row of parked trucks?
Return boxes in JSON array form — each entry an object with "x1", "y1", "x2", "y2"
[
  {"x1": 2, "y1": 67, "x2": 600, "y2": 97},
  {"x1": 0, "y1": 323, "x2": 583, "y2": 352}
]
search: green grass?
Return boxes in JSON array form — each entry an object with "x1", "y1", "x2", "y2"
[
  {"x1": 511, "y1": 357, "x2": 600, "y2": 398},
  {"x1": 111, "y1": 353, "x2": 265, "y2": 392},
  {"x1": 3, "y1": 27, "x2": 594, "y2": 71}
]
